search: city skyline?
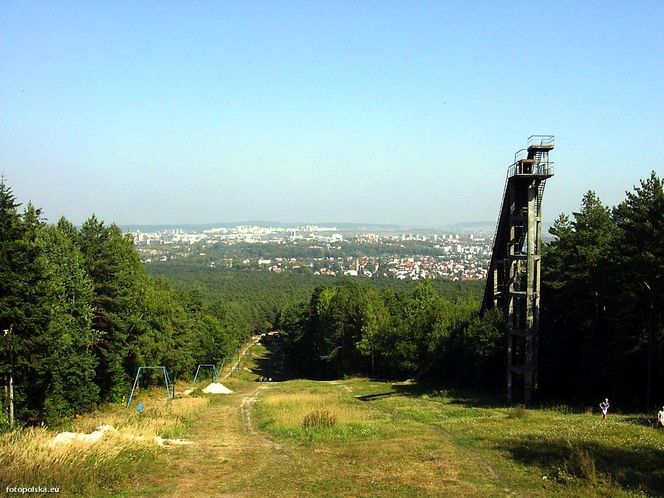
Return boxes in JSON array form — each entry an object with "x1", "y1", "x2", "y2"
[
  {"x1": 3, "y1": 1, "x2": 663, "y2": 226},
  {"x1": 128, "y1": 222, "x2": 491, "y2": 282}
]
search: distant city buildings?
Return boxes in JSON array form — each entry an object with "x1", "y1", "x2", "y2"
[{"x1": 129, "y1": 225, "x2": 492, "y2": 281}]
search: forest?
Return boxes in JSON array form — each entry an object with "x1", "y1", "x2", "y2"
[
  {"x1": 1, "y1": 171, "x2": 662, "y2": 427},
  {"x1": 0, "y1": 179, "x2": 249, "y2": 424},
  {"x1": 540, "y1": 172, "x2": 664, "y2": 407},
  {"x1": 146, "y1": 263, "x2": 483, "y2": 337},
  {"x1": 274, "y1": 172, "x2": 664, "y2": 408},
  {"x1": 276, "y1": 276, "x2": 506, "y2": 384}
]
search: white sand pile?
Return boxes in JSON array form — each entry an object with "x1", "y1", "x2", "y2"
[
  {"x1": 50, "y1": 425, "x2": 193, "y2": 448},
  {"x1": 154, "y1": 436, "x2": 193, "y2": 446},
  {"x1": 50, "y1": 425, "x2": 117, "y2": 446},
  {"x1": 202, "y1": 382, "x2": 233, "y2": 394}
]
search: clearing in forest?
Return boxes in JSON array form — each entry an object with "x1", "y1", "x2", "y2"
[
  {"x1": 123, "y1": 338, "x2": 664, "y2": 498},
  {"x1": 4, "y1": 337, "x2": 664, "y2": 497}
]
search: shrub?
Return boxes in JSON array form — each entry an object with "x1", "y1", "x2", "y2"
[
  {"x1": 552, "y1": 466, "x2": 575, "y2": 484},
  {"x1": 302, "y1": 409, "x2": 337, "y2": 429},
  {"x1": 565, "y1": 447, "x2": 597, "y2": 483}
]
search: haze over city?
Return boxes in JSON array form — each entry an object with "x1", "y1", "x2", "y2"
[{"x1": 2, "y1": 1, "x2": 663, "y2": 226}]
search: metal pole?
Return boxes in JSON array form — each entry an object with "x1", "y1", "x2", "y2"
[
  {"x1": 127, "y1": 367, "x2": 142, "y2": 408},
  {"x1": 648, "y1": 288, "x2": 654, "y2": 410},
  {"x1": 645, "y1": 282, "x2": 654, "y2": 409},
  {"x1": 162, "y1": 367, "x2": 171, "y2": 399},
  {"x1": 9, "y1": 332, "x2": 14, "y2": 426},
  {"x1": 193, "y1": 364, "x2": 201, "y2": 383},
  {"x1": 4, "y1": 327, "x2": 14, "y2": 426}
]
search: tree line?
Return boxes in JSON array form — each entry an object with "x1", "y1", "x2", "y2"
[
  {"x1": 277, "y1": 279, "x2": 505, "y2": 386},
  {"x1": 0, "y1": 180, "x2": 249, "y2": 425},
  {"x1": 276, "y1": 172, "x2": 664, "y2": 409},
  {"x1": 540, "y1": 172, "x2": 664, "y2": 408},
  {"x1": 148, "y1": 263, "x2": 483, "y2": 343},
  {"x1": 2, "y1": 168, "x2": 660, "y2": 426}
]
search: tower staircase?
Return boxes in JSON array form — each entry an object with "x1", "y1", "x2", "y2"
[{"x1": 481, "y1": 135, "x2": 554, "y2": 403}]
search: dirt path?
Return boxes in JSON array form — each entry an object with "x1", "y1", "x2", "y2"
[
  {"x1": 128, "y1": 338, "x2": 498, "y2": 497},
  {"x1": 134, "y1": 338, "x2": 294, "y2": 498},
  {"x1": 240, "y1": 386, "x2": 266, "y2": 438},
  {"x1": 222, "y1": 336, "x2": 262, "y2": 380},
  {"x1": 152, "y1": 385, "x2": 279, "y2": 497},
  {"x1": 239, "y1": 385, "x2": 282, "y2": 451}
]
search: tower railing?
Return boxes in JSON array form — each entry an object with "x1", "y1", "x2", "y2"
[
  {"x1": 508, "y1": 162, "x2": 555, "y2": 178},
  {"x1": 514, "y1": 148, "x2": 528, "y2": 163},
  {"x1": 527, "y1": 135, "x2": 555, "y2": 147}
]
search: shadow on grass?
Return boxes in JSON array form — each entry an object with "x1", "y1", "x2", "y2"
[
  {"x1": 623, "y1": 415, "x2": 657, "y2": 429},
  {"x1": 358, "y1": 382, "x2": 617, "y2": 413},
  {"x1": 495, "y1": 436, "x2": 664, "y2": 495},
  {"x1": 252, "y1": 333, "x2": 294, "y2": 382},
  {"x1": 356, "y1": 382, "x2": 509, "y2": 408}
]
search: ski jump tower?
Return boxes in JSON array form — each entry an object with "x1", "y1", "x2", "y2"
[{"x1": 482, "y1": 135, "x2": 554, "y2": 404}]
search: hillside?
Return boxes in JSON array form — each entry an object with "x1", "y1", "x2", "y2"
[{"x1": 4, "y1": 337, "x2": 662, "y2": 497}]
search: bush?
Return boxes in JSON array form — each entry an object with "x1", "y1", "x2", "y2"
[
  {"x1": 302, "y1": 409, "x2": 337, "y2": 429},
  {"x1": 565, "y1": 447, "x2": 597, "y2": 483}
]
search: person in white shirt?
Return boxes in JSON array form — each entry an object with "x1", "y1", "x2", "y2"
[
  {"x1": 599, "y1": 398, "x2": 610, "y2": 419},
  {"x1": 657, "y1": 406, "x2": 664, "y2": 429}
]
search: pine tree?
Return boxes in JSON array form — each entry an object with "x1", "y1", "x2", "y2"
[
  {"x1": 79, "y1": 217, "x2": 144, "y2": 402},
  {"x1": 0, "y1": 178, "x2": 24, "y2": 424},
  {"x1": 540, "y1": 191, "x2": 617, "y2": 400},
  {"x1": 611, "y1": 172, "x2": 664, "y2": 405},
  {"x1": 37, "y1": 224, "x2": 99, "y2": 420},
  {"x1": 0, "y1": 178, "x2": 25, "y2": 334}
]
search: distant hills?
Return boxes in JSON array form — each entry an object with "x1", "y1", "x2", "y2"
[{"x1": 120, "y1": 220, "x2": 498, "y2": 234}]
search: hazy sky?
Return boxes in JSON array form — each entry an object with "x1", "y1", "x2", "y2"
[{"x1": 2, "y1": 1, "x2": 663, "y2": 226}]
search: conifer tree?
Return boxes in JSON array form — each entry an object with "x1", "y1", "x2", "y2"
[
  {"x1": 0, "y1": 178, "x2": 24, "y2": 424},
  {"x1": 540, "y1": 191, "x2": 617, "y2": 399},
  {"x1": 79, "y1": 217, "x2": 143, "y2": 401},
  {"x1": 37, "y1": 224, "x2": 99, "y2": 420},
  {"x1": 611, "y1": 172, "x2": 664, "y2": 405}
]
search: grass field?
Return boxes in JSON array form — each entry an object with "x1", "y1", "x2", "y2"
[
  {"x1": 0, "y1": 389, "x2": 209, "y2": 496},
  {"x1": 253, "y1": 378, "x2": 664, "y2": 497},
  {"x1": 2, "y1": 339, "x2": 664, "y2": 497}
]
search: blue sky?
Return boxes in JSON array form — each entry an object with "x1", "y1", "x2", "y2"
[{"x1": 1, "y1": 1, "x2": 663, "y2": 226}]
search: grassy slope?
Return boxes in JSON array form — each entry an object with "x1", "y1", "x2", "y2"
[
  {"x1": 5, "y1": 341, "x2": 663, "y2": 497},
  {"x1": 122, "y1": 342, "x2": 664, "y2": 498},
  {"x1": 253, "y1": 379, "x2": 664, "y2": 497},
  {"x1": 0, "y1": 391, "x2": 210, "y2": 497}
]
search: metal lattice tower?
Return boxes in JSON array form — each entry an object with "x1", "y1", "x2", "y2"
[{"x1": 481, "y1": 135, "x2": 554, "y2": 404}]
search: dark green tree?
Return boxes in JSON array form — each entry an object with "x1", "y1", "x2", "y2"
[
  {"x1": 36, "y1": 224, "x2": 99, "y2": 420},
  {"x1": 611, "y1": 172, "x2": 664, "y2": 406},
  {"x1": 79, "y1": 217, "x2": 145, "y2": 401},
  {"x1": 0, "y1": 179, "x2": 24, "y2": 423},
  {"x1": 540, "y1": 191, "x2": 617, "y2": 400}
]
